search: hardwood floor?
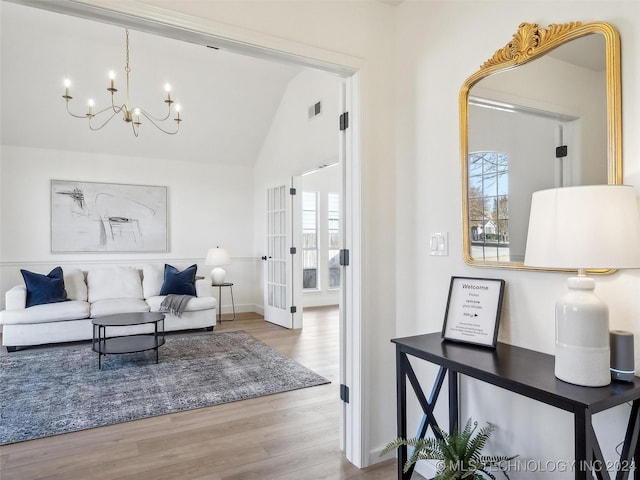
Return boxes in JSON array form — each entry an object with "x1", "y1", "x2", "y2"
[{"x1": 0, "y1": 307, "x2": 414, "y2": 479}]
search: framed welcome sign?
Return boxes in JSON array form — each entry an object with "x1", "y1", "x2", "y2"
[{"x1": 441, "y1": 276, "x2": 505, "y2": 348}]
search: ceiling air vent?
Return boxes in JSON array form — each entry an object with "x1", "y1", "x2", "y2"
[{"x1": 309, "y1": 101, "x2": 322, "y2": 120}]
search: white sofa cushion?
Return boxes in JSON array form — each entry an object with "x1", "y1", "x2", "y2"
[
  {"x1": 146, "y1": 295, "x2": 216, "y2": 313},
  {"x1": 64, "y1": 269, "x2": 87, "y2": 301},
  {"x1": 87, "y1": 267, "x2": 143, "y2": 303},
  {"x1": 195, "y1": 279, "x2": 212, "y2": 298},
  {"x1": 142, "y1": 264, "x2": 164, "y2": 299},
  {"x1": 90, "y1": 298, "x2": 150, "y2": 318},
  {"x1": 0, "y1": 300, "x2": 90, "y2": 325},
  {"x1": 4, "y1": 285, "x2": 27, "y2": 310}
]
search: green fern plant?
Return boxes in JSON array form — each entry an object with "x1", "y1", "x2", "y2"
[{"x1": 381, "y1": 418, "x2": 517, "y2": 479}]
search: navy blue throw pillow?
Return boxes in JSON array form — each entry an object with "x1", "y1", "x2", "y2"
[
  {"x1": 159, "y1": 264, "x2": 197, "y2": 296},
  {"x1": 20, "y1": 266, "x2": 68, "y2": 308}
]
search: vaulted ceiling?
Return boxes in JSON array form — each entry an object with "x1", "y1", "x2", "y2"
[{"x1": 0, "y1": 2, "x2": 303, "y2": 166}]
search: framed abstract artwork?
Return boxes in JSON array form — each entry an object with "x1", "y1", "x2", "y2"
[{"x1": 51, "y1": 180, "x2": 168, "y2": 253}]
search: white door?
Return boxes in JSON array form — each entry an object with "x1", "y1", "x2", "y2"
[{"x1": 263, "y1": 179, "x2": 302, "y2": 329}]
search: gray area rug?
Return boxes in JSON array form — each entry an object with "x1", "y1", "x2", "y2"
[{"x1": 0, "y1": 331, "x2": 329, "y2": 444}]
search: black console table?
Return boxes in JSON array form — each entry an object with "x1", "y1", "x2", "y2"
[{"x1": 392, "y1": 333, "x2": 640, "y2": 480}]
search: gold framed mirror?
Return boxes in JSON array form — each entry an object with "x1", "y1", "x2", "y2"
[{"x1": 460, "y1": 21, "x2": 621, "y2": 271}]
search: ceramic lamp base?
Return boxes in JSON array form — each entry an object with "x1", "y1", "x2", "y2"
[
  {"x1": 555, "y1": 275, "x2": 610, "y2": 387},
  {"x1": 211, "y1": 267, "x2": 226, "y2": 285},
  {"x1": 555, "y1": 343, "x2": 610, "y2": 387}
]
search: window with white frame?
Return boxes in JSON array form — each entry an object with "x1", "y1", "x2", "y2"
[
  {"x1": 468, "y1": 151, "x2": 509, "y2": 262},
  {"x1": 302, "y1": 191, "x2": 319, "y2": 289},
  {"x1": 327, "y1": 192, "x2": 340, "y2": 288}
]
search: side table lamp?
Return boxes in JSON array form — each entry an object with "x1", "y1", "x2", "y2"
[
  {"x1": 524, "y1": 185, "x2": 640, "y2": 387},
  {"x1": 205, "y1": 246, "x2": 231, "y2": 285}
]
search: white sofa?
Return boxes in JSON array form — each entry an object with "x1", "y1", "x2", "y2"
[{"x1": 0, "y1": 265, "x2": 216, "y2": 351}]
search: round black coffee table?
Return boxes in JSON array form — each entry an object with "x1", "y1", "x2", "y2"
[{"x1": 92, "y1": 312, "x2": 165, "y2": 369}]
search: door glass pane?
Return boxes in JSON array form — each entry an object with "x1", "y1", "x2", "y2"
[
  {"x1": 328, "y1": 193, "x2": 340, "y2": 288},
  {"x1": 302, "y1": 191, "x2": 318, "y2": 289}
]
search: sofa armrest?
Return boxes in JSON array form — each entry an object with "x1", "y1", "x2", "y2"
[
  {"x1": 5, "y1": 285, "x2": 27, "y2": 310},
  {"x1": 195, "y1": 279, "x2": 211, "y2": 298}
]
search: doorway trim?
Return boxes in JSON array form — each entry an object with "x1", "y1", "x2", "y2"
[{"x1": 12, "y1": 0, "x2": 366, "y2": 468}]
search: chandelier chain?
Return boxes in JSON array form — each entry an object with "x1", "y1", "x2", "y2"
[{"x1": 125, "y1": 29, "x2": 131, "y2": 74}]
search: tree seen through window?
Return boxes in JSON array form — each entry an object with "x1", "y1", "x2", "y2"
[{"x1": 468, "y1": 151, "x2": 509, "y2": 262}]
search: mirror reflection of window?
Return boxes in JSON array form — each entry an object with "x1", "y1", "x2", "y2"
[
  {"x1": 468, "y1": 101, "x2": 578, "y2": 262},
  {"x1": 460, "y1": 22, "x2": 621, "y2": 270},
  {"x1": 468, "y1": 151, "x2": 509, "y2": 262},
  {"x1": 328, "y1": 192, "x2": 340, "y2": 289},
  {"x1": 302, "y1": 191, "x2": 319, "y2": 290}
]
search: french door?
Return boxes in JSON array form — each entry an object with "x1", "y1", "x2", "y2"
[{"x1": 263, "y1": 178, "x2": 302, "y2": 329}]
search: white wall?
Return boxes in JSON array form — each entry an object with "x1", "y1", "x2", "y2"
[
  {"x1": 395, "y1": 1, "x2": 640, "y2": 478},
  {"x1": 0, "y1": 145, "x2": 260, "y2": 315},
  {"x1": 251, "y1": 68, "x2": 342, "y2": 203}
]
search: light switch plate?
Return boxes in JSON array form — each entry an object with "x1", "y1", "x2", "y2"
[{"x1": 430, "y1": 232, "x2": 448, "y2": 256}]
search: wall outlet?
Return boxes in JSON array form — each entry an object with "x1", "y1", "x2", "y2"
[{"x1": 430, "y1": 232, "x2": 448, "y2": 256}]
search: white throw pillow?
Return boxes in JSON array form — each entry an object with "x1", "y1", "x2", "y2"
[
  {"x1": 142, "y1": 264, "x2": 164, "y2": 299},
  {"x1": 64, "y1": 269, "x2": 87, "y2": 302},
  {"x1": 90, "y1": 298, "x2": 150, "y2": 317},
  {"x1": 87, "y1": 267, "x2": 143, "y2": 303}
]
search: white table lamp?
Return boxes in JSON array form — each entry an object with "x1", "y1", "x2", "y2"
[
  {"x1": 524, "y1": 185, "x2": 640, "y2": 387},
  {"x1": 205, "y1": 246, "x2": 231, "y2": 285}
]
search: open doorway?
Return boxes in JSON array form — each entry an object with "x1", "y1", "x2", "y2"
[
  {"x1": 258, "y1": 69, "x2": 344, "y2": 332},
  {"x1": 4, "y1": 0, "x2": 365, "y2": 466}
]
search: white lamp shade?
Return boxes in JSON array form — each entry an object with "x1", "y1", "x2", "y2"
[
  {"x1": 524, "y1": 185, "x2": 640, "y2": 270},
  {"x1": 205, "y1": 247, "x2": 231, "y2": 267}
]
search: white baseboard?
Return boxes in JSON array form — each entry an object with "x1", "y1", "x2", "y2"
[
  {"x1": 369, "y1": 446, "x2": 395, "y2": 466},
  {"x1": 218, "y1": 304, "x2": 264, "y2": 316},
  {"x1": 217, "y1": 303, "x2": 254, "y2": 315}
]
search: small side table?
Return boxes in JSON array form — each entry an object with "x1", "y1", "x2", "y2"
[
  {"x1": 91, "y1": 312, "x2": 165, "y2": 369},
  {"x1": 212, "y1": 282, "x2": 236, "y2": 323}
]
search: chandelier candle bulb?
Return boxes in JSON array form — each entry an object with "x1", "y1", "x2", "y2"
[
  {"x1": 63, "y1": 78, "x2": 71, "y2": 99},
  {"x1": 87, "y1": 99, "x2": 94, "y2": 116},
  {"x1": 108, "y1": 71, "x2": 116, "y2": 92}
]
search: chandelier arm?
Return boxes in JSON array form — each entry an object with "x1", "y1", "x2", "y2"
[
  {"x1": 138, "y1": 109, "x2": 180, "y2": 135},
  {"x1": 66, "y1": 102, "x2": 125, "y2": 120},
  {"x1": 65, "y1": 102, "x2": 92, "y2": 119},
  {"x1": 93, "y1": 105, "x2": 125, "y2": 117},
  {"x1": 110, "y1": 97, "x2": 125, "y2": 114},
  {"x1": 135, "y1": 105, "x2": 172, "y2": 123},
  {"x1": 88, "y1": 110, "x2": 121, "y2": 131}
]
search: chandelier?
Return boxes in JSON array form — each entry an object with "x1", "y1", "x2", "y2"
[{"x1": 62, "y1": 29, "x2": 182, "y2": 137}]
